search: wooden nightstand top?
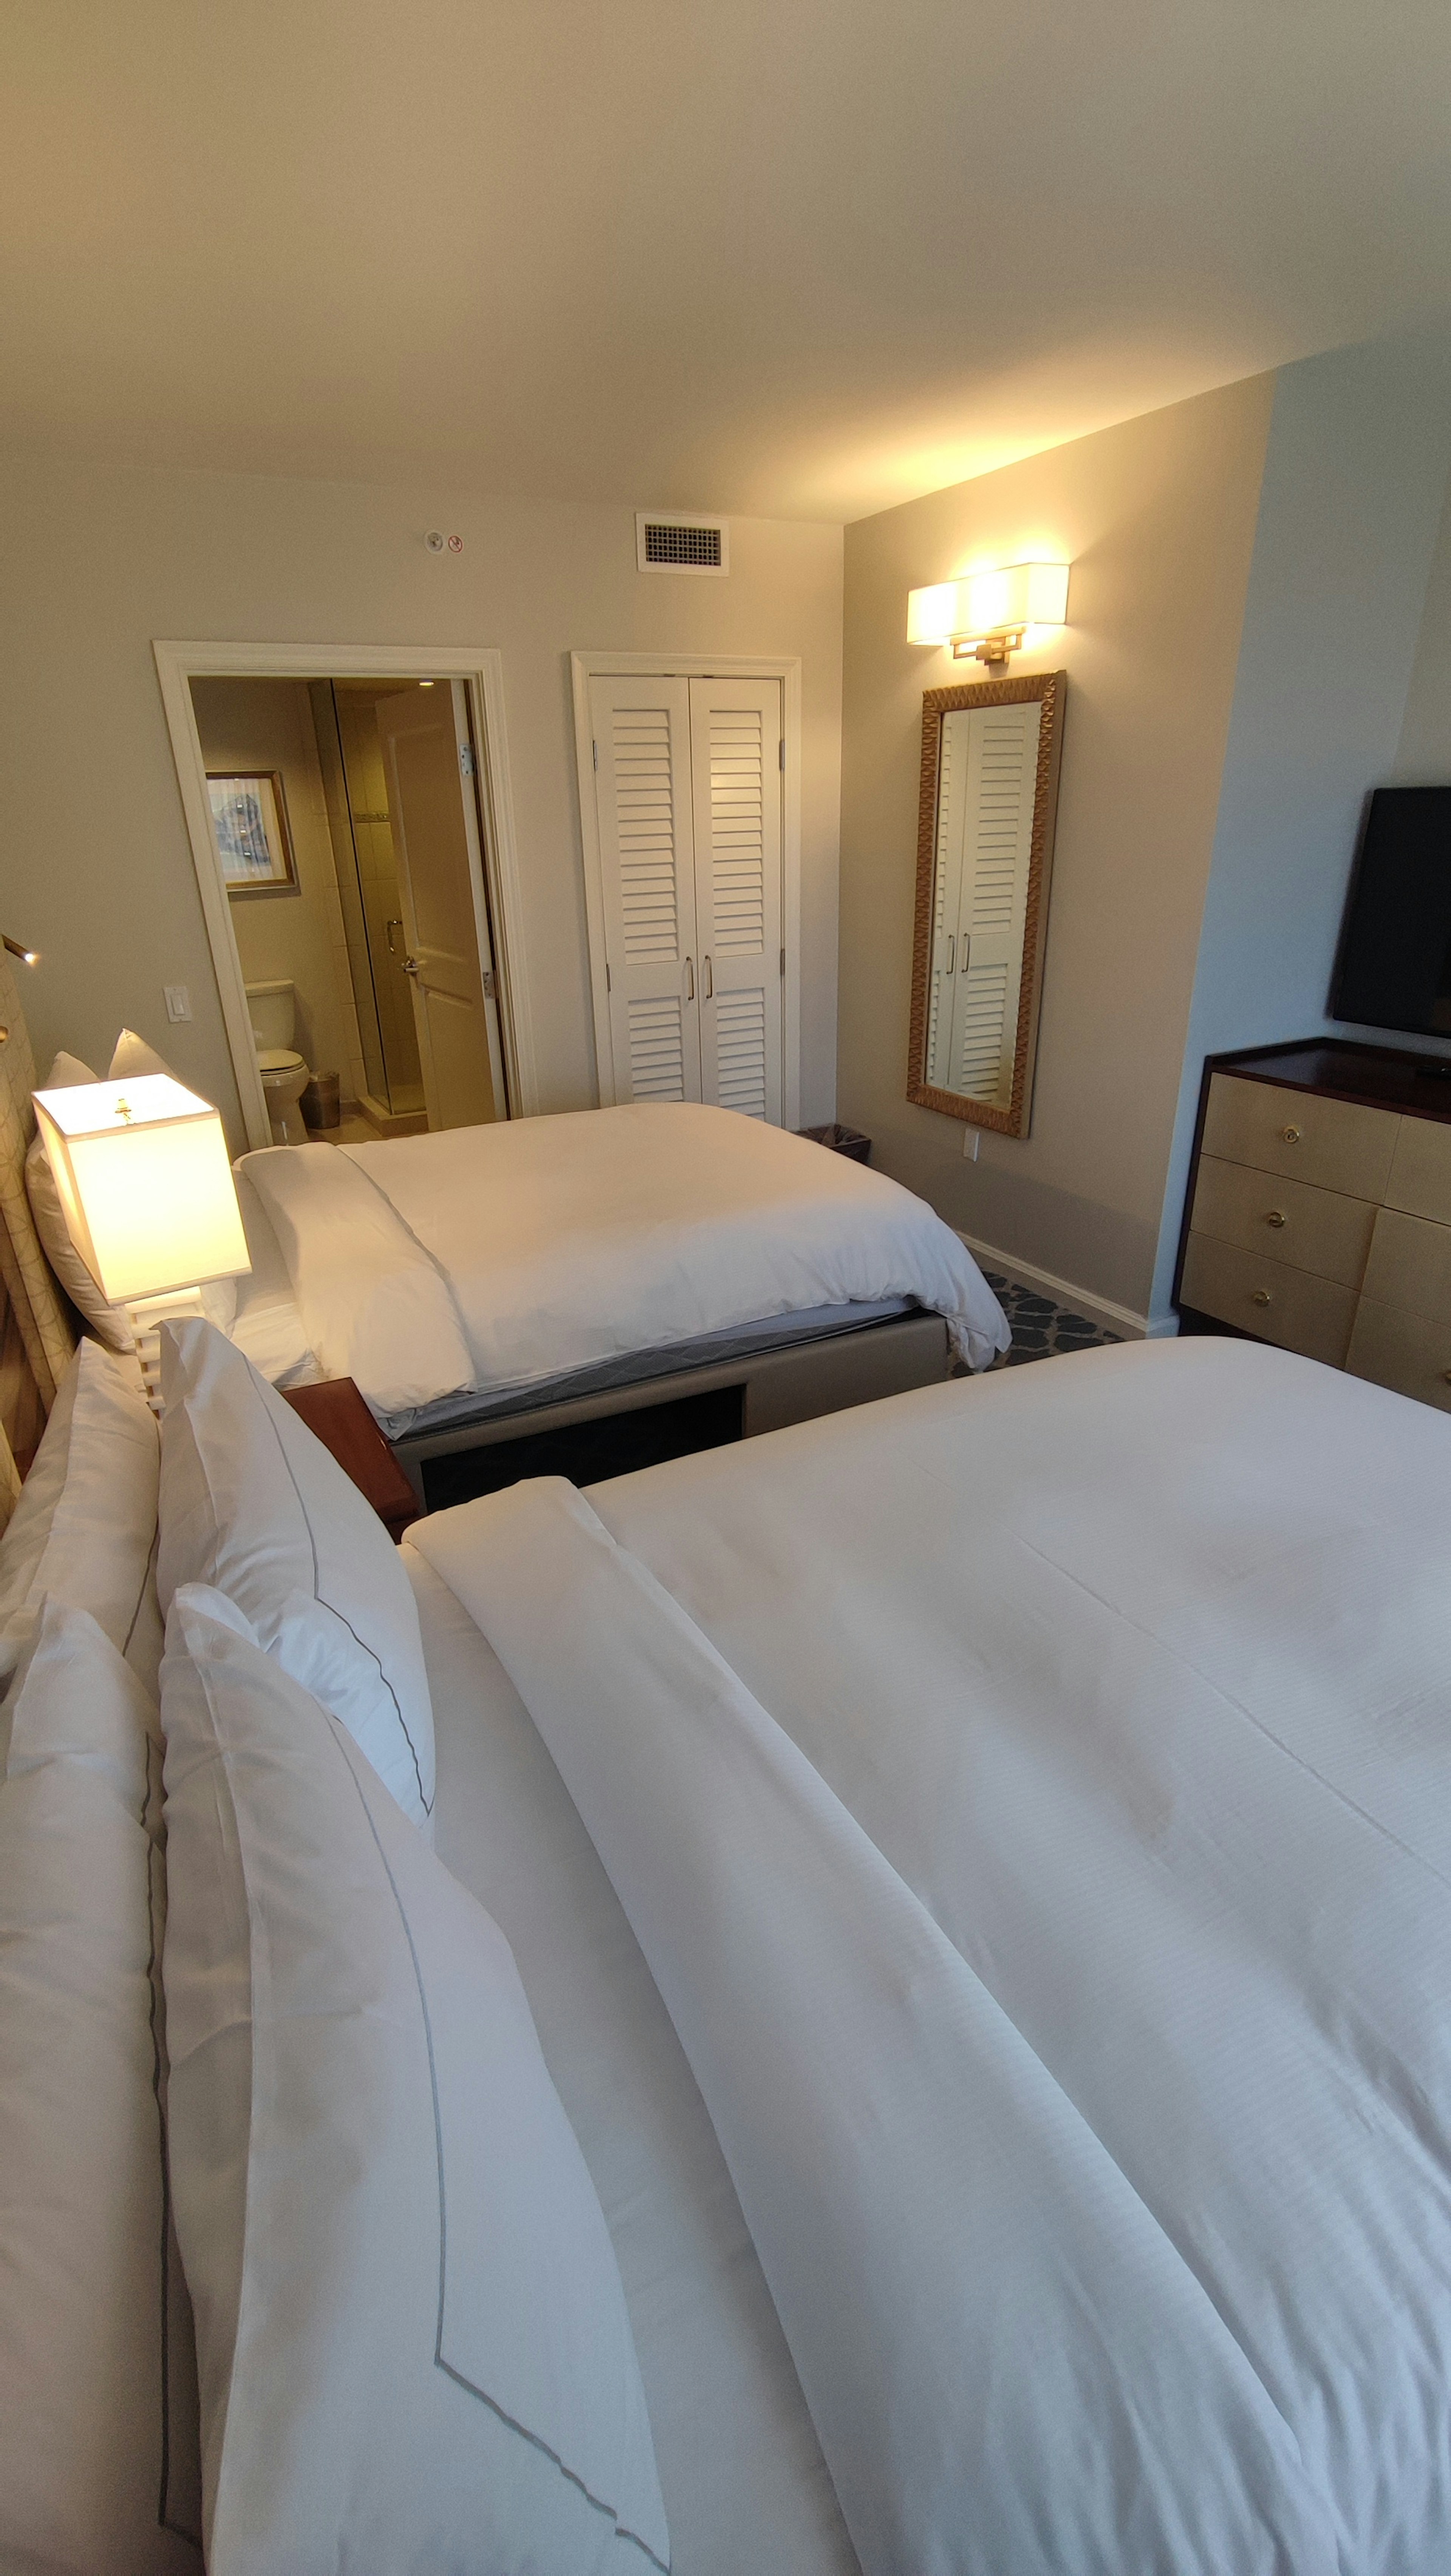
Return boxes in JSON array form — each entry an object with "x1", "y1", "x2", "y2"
[{"x1": 280, "y1": 1378, "x2": 421, "y2": 1544}]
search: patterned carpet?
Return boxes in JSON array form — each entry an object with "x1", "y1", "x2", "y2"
[{"x1": 981, "y1": 1269, "x2": 1123, "y2": 1368}]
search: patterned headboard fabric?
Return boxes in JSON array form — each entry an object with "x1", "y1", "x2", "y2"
[{"x1": 0, "y1": 949, "x2": 76, "y2": 1500}]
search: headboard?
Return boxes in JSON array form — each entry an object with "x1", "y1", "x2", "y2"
[{"x1": 0, "y1": 947, "x2": 77, "y2": 1498}]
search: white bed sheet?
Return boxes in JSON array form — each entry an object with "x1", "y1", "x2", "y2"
[
  {"x1": 413, "y1": 1338, "x2": 1451, "y2": 2575},
  {"x1": 240, "y1": 1104, "x2": 1008, "y2": 1420},
  {"x1": 404, "y1": 1549, "x2": 861, "y2": 2576}
]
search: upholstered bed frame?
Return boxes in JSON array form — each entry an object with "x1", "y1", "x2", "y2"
[{"x1": 0, "y1": 952, "x2": 76, "y2": 1508}]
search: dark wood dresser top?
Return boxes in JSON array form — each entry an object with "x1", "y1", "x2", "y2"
[{"x1": 1215, "y1": 1038, "x2": 1451, "y2": 1128}]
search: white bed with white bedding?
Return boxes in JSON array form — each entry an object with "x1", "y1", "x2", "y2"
[
  {"x1": 410, "y1": 1334, "x2": 1451, "y2": 2576},
  {"x1": 8, "y1": 1316, "x2": 1450, "y2": 2572},
  {"x1": 235, "y1": 1100, "x2": 1009, "y2": 1429}
]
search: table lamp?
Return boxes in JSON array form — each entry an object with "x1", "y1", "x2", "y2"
[{"x1": 32, "y1": 1073, "x2": 251, "y2": 1406}]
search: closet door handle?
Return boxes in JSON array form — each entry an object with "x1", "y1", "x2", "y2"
[
  {"x1": 944, "y1": 936, "x2": 954, "y2": 977},
  {"x1": 704, "y1": 955, "x2": 713, "y2": 1000},
  {"x1": 960, "y1": 933, "x2": 971, "y2": 972},
  {"x1": 385, "y1": 918, "x2": 403, "y2": 957},
  {"x1": 685, "y1": 956, "x2": 695, "y2": 1001}
]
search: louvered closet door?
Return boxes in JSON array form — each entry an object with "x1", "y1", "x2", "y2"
[
  {"x1": 937, "y1": 699, "x2": 1041, "y2": 1110},
  {"x1": 589, "y1": 676, "x2": 702, "y2": 1104},
  {"x1": 688, "y1": 677, "x2": 783, "y2": 1122}
]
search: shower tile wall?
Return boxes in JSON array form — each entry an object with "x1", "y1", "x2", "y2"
[
  {"x1": 330, "y1": 687, "x2": 425, "y2": 1119},
  {"x1": 309, "y1": 681, "x2": 387, "y2": 1110}
]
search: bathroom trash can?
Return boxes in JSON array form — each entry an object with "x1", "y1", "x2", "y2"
[
  {"x1": 300, "y1": 1071, "x2": 341, "y2": 1132},
  {"x1": 797, "y1": 1122, "x2": 871, "y2": 1165}
]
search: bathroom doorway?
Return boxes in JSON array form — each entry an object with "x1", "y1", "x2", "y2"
[{"x1": 158, "y1": 644, "x2": 527, "y2": 1152}]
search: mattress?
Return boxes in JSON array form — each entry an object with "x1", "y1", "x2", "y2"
[
  {"x1": 390, "y1": 1295, "x2": 918, "y2": 1439},
  {"x1": 404, "y1": 1548, "x2": 861, "y2": 2576},
  {"x1": 412, "y1": 1339, "x2": 1451, "y2": 2573},
  {"x1": 229, "y1": 1168, "x2": 920, "y2": 1431},
  {"x1": 238, "y1": 1104, "x2": 1009, "y2": 1419}
]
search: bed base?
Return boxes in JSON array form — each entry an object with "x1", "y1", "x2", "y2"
[{"x1": 391, "y1": 1308, "x2": 950, "y2": 1509}]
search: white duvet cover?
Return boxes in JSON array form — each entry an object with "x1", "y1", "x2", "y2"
[
  {"x1": 239, "y1": 1104, "x2": 1007, "y2": 1418},
  {"x1": 413, "y1": 1339, "x2": 1451, "y2": 2576}
]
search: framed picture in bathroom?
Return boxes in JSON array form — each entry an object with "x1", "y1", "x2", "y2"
[{"x1": 207, "y1": 772, "x2": 299, "y2": 897}]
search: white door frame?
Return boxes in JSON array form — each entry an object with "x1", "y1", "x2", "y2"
[
  {"x1": 570, "y1": 650, "x2": 803, "y2": 1129},
  {"x1": 154, "y1": 639, "x2": 535, "y2": 1151}
]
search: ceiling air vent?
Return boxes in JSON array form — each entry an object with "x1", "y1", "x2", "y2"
[{"x1": 636, "y1": 511, "x2": 729, "y2": 576}]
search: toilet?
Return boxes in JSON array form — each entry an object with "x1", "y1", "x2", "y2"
[{"x1": 246, "y1": 980, "x2": 311, "y2": 1144}]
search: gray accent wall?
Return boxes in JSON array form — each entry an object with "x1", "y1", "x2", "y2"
[{"x1": 1147, "y1": 333, "x2": 1451, "y2": 1323}]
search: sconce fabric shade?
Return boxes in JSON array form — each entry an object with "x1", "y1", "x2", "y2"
[
  {"x1": 32, "y1": 1074, "x2": 250, "y2": 1303},
  {"x1": 907, "y1": 562, "x2": 1070, "y2": 647}
]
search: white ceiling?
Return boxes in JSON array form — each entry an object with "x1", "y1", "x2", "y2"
[{"x1": 4, "y1": 1, "x2": 1450, "y2": 522}]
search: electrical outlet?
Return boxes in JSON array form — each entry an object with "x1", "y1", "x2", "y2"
[
  {"x1": 164, "y1": 984, "x2": 191, "y2": 1023},
  {"x1": 963, "y1": 1127, "x2": 980, "y2": 1160}
]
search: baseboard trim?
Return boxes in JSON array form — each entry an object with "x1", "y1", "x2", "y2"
[{"x1": 958, "y1": 1232, "x2": 1176, "y2": 1344}]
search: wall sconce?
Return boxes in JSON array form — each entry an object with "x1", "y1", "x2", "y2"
[
  {"x1": 906, "y1": 562, "x2": 1070, "y2": 670},
  {"x1": 0, "y1": 929, "x2": 38, "y2": 1048},
  {"x1": 32, "y1": 1073, "x2": 251, "y2": 1404}
]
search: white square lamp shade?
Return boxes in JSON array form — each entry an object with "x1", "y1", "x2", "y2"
[
  {"x1": 32, "y1": 1076, "x2": 249, "y2": 1303},
  {"x1": 906, "y1": 562, "x2": 1070, "y2": 653}
]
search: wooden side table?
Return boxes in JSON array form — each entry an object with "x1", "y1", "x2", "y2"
[{"x1": 281, "y1": 1378, "x2": 422, "y2": 1543}]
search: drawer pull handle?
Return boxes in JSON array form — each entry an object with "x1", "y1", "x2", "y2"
[
  {"x1": 1250, "y1": 1289, "x2": 1273, "y2": 1307},
  {"x1": 1281, "y1": 1124, "x2": 1301, "y2": 1143},
  {"x1": 1265, "y1": 1209, "x2": 1286, "y2": 1228},
  {"x1": 1443, "y1": 1370, "x2": 1451, "y2": 1387}
]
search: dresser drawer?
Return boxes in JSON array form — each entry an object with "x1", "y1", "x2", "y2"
[
  {"x1": 1384, "y1": 1114, "x2": 1451, "y2": 1226},
  {"x1": 1201, "y1": 1074, "x2": 1398, "y2": 1200},
  {"x1": 1346, "y1": 1299, "x2": 1451, "y2": 1412},
  {"x1": 1180, "y1": 1232, "x2": 1357, "y2": 1365},
  {"x1": 1188, "y1": 1154, "x2": 1375, "y2": 1288},
  {"x1": 1360, "y1": 1204, "x2": 1451, "y2": 1325}
]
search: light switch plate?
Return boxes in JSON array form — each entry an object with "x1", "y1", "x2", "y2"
[{"x1": 164, "y1": 984, "x2": 191, "y2": 1023}]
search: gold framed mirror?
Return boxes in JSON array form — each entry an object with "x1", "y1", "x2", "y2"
[{"x1": 906, "y1": 670, "x2": 1066, "y2": 1138}]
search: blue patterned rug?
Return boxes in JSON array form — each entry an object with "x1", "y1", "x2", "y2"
[{"x1": 981, "y1": 1269, "x2": 1122, "y2": 1368}]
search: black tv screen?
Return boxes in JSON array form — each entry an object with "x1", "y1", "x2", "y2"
[{"x1": 1333, "y1": 786, "x2": 1451, "y2": 1037}]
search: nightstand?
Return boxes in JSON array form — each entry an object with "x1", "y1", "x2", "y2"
[{"x1": 281, "y1": 1378, "x2": 422, "y2": 1543}]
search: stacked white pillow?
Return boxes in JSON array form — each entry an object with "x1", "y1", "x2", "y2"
[
  {"x1": 0, "y1": 1336, "x2": 164, "y2": 1695},
  {"x1": 158, "y1": 1315, "x2": 435, "y2": 1831},
  {"x1": 162, "y1": 1586, "x2": 669, "y2": 2575},
  {"x1": 0, "y1": 1597, "x2": 203, "y2": 2571}
]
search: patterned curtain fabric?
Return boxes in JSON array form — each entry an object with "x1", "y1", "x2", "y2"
[
  {"x1": 0, "y1": 1413, "x2": 20, "y2": 1533},
  {"x1": 0, "y1": 947, "x2": 77, "y2": 1424}
]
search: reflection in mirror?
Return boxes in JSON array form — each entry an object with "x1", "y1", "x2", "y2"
[{"x1": 908, "y1": 673, "x2": 1064, "y2": 1139}]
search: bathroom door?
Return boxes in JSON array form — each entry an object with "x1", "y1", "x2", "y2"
[{"x1": 375, "y1": 682, "x2": 507, "y2": 1129}]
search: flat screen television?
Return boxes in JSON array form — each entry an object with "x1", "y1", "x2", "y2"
[{"x1": 1333, "y1": 786, "x2": 1451, "y2": 1038}]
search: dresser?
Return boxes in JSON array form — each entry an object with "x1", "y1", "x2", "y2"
[{"x1": 1175, "y1": 1040, "x2": 1451, "y2": 1412}]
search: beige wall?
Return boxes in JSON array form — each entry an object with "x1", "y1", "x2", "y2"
[
  {"x1": 0, "y1": 458, "x2": 842, "y2": 1147},
  {"x1": 838, "y1": 376, "x2": 1274, "y2": 1316},
  {"x1": 188, "y1": 676, "x2": 365, "y2": 1101}
]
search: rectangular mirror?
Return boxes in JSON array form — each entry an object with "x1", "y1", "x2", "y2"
[{"x1": 906, "y1": 671, "x2": 1065, "y2": 1137}]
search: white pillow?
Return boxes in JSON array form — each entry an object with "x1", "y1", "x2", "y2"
[
  {"x1": 0, "y1": 1338, "x2": 164, "y2": 1694},
  {"x1": 110, "y1": 1026, "x2": 175, "y2": 1079},
  {"x1": 25, "y1": 1048, "x2": 133, "y2": 1350},
  {"x1": 158, "y1": 1316, "x2": 434, "y2": 1830},
  {"x1": 0, "y1": 1597, "x2": 203, "y2": 2573},
  {"x1": 161, "y1": 1587, "x2": 669, "y2": 2576}
]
